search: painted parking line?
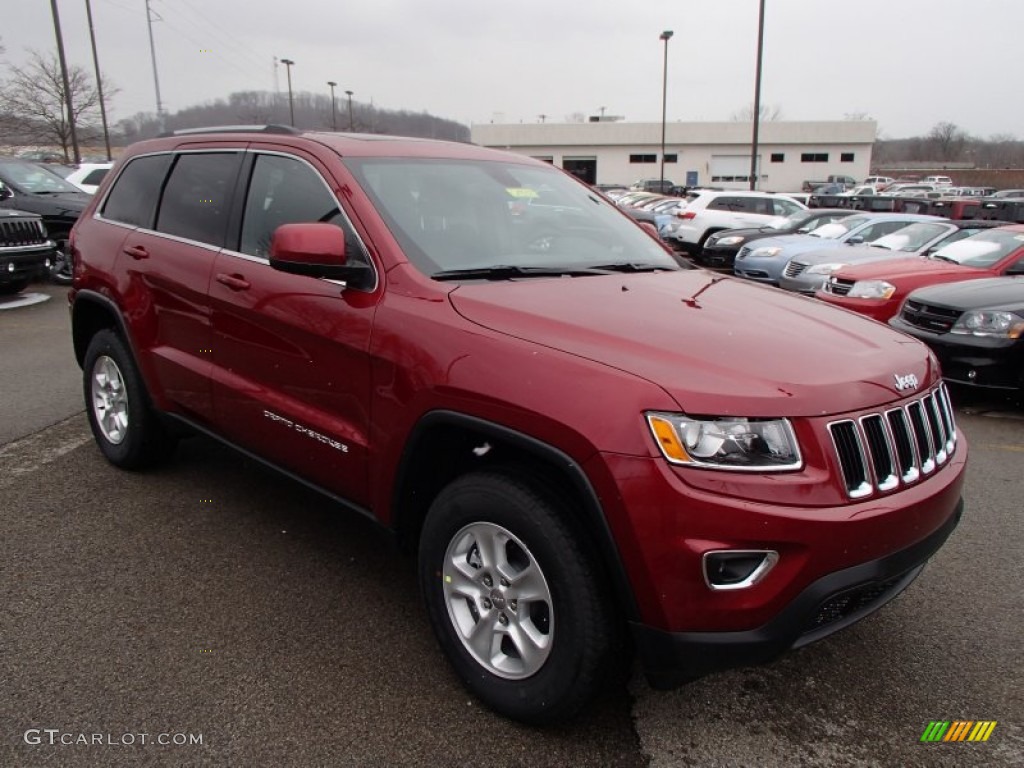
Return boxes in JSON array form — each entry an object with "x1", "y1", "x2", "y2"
[
  {"x1": 0, "y1": 292, "x2": 51, "y2": 311},
  {"x1": 974, "y1": 443, "x2": 1024, "y2": 453},
  {"x1": 0, "y1": 412, "x2": 91, "y2": 488}
]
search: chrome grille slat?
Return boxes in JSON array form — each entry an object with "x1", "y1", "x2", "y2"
[
  {"x1": 829, "y1": 385, "x2": 956, "y2": 499},
  {"x1": 0, "y1": 219, "x2": 48, "y2": 247},
  {"x1": 784, "y1": 261, "x2": 808, "y2": 278}
]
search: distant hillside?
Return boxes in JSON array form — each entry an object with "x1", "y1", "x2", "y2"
[{"x1": 115, "y1": 90, "x2": 469, "y2": 144}]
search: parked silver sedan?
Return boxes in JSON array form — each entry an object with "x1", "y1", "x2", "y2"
[{"x1": 777, "y1": 220, "x2": 1007, "y2": 294}]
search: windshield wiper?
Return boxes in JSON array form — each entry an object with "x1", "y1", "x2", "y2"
[
  {"x1": 586, "y1": 262, "x2": 676, "y2": 273},
  {"x1": 431, "y1": 265, "x2": 613, "y2": 281},
  {"x1": 930, "y1": 254, "x2": 958, "y2": 263}
]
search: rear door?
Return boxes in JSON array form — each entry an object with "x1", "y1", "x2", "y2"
[
  {"x1": 208, "y1": 148, "x2": 380, "y2": 507},
  {"x1": 102, "y1": 149, "x2": 243, "y2": 423}
]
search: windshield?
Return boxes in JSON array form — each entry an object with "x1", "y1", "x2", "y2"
[
  {"x1": 0, "y1": 161, "x2": 83, "y2": 194},
  {"x1": 929, "y1": 229, "x2": 1024, "y2": 268},
  {"x1": 871, "y1": 223, "x2": 950, "y2": 252},
  {"x1": 345, "y1": 158, "x2": 681, "y2": 277},
  {"x1": 768, "y1": 212, "x2": 805, "y2": 230},
  {"x1": 809, "y1": 216, "x2": 869, "y2": 239}
]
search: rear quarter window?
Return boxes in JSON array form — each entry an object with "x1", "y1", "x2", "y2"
[{"x1": 101, "y1": 154, "x2": 172, "y2": 228}]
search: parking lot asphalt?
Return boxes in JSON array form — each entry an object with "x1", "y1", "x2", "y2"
[{"x1": 1, "y1": 279, "x2": 1022, "y2": 767}]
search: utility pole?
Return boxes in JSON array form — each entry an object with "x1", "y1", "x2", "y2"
[
  {"x1": 145, "y1": 0, "x2": 165, "y2": 131},
  {"x1": 345, "y1": 90, "x2": 354, "y2": 131},
  {"x1": 659, "y1": 30, "x2": 674, "y2": 191},
  {"x1": 327, "y1": 81, "x2": 337, "y2": 131},
  {"x1": 84, "y1": 0, "x2": 112, "y2": 160},
  {"x1": 49, "y1": 0, "x2": 81, "y2": 164},
  {"x1": 749, "y1": 0, "x2": 767, "y2": 191},
  {"x1": 281, "y1": 58, "x2": 295, "y2": 126}
]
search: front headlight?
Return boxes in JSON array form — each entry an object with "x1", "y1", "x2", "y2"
[
  {"x1": 806, "y1": 262, "x2": 847, "y2": 276},
  {"x1": 714, "y1": 235, "x2": 745, "y2": 246},
  {"x1": 646, "y1": 412, "x2": 802, "y2": 471},
  {"x1": 848, "y1": 280, "x2": 896, "y2": 299},
  {"x1": 749, "y1": 246, "x2": 782, "y2": 259},
  {"x1": 950, "y1": 310, "x2": 1024, "y2": 338}
]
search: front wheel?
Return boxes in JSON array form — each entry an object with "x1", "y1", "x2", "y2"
[
  {"x1": 418, "y1": 470, "x2": 615, "y2": 724},
  {"x1": 83, "y1": 329, "x2": 176, "y2": 469},
  {"x1": 48, "y1": 235, "x2": 73, "y2": 285}
]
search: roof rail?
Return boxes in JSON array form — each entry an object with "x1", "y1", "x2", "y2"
[{"x1": 158, "y1": 124, "x2": 301, "y2": 138}]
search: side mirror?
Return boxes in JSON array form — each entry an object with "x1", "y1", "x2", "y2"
[
  {"x1": 0, "y1": 182, "x2": 12, "y2": 202},
  {"x1": 847, "y1": 235, "x2": 865, "y2": 245},
  {"x1": 269, "y1": 223, "x2": 372, "y2": 288}
]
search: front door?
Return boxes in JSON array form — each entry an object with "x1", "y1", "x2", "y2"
[{"x1": 208, "y1": 150, "x2": 379, "y2": 507}]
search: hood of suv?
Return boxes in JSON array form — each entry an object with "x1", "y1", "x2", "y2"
[
  {"x1": 908, "y1": 276, "x2": 1024, "y2": 311},
  {"x1": 449, "y1": 270, "x2": 936, "y2": 417}
]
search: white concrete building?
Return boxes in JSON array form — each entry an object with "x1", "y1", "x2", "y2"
[{"x1": 471, "y1": 120, "x2": 876, "y2": 192}]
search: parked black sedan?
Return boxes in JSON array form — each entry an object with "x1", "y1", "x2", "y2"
[
  {"x1": 889, "y1": 277, "x2": 1024, "y2": 393},
  {"x1": 695, "y1": 209, "x2": 853, "y2": 270},
  {"x1": 0, "y1": 158, "x2": 91, "y2": 284}
]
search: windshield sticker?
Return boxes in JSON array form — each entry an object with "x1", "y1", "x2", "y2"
[{"x1": 506, "y1": 187, "x2": 539, "y2": 198}]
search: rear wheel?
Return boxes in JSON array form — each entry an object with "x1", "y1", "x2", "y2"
[
  {"x1": 419, "y1": 470, "x2": 615, "y2": 724},
  {"x1": 83, "y1": 329, "x2": 176, "y2": 468}
]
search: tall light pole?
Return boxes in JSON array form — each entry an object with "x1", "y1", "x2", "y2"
[
  {"x1": 327, "y1": 81, "x2": 338, "y2": 131},
  {"x1": 144, "y1": 0, "x2": 165, "y2": 131},
  {"x1": 659, "y1": 30, "x2": 673, "y2": 191},
  {"x1": 49, "y1": 0, "x2": 81, "y2": 164},
  {"x1": 280, "y1": 58, "x2": 295, "y2": 126},
  {"x1": 749, "y1": 0, "x2": 766, "y2": 191},
  {"x1": 345, "y1": 90, "x2": 354, "y2": 131},
  {"x1": 84, "y1": 0, "x2": 111, "y2": 160}
]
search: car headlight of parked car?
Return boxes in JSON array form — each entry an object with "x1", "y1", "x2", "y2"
[
  {"x1": 848, "y1": 280, "x2": 896, "y2": 300},
  {"x1": 712, "y1": 235, "x2": 746, "y2": 246},
  {"x1": 950, "y1": 311, "x2": 1024, "y2": 339},
  {"x1": 646, "y1": 413, "x2": 801, "y2": 470},
  {"x1": 749, "y1": 246, "x2": 782, "y2": 259},
  {"x1": 806, "y1": 262, "x2": 848, "y2": 276}
]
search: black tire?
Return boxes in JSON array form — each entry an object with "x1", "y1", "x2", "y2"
[
  {"x1": 0, "y1": 279, "x2": 31, "y2": 296},
  {"x1": 48, "y1": 234, "x2": 74, "y2": 285},
  {"x1": 418, "y1": 469, "x2": 615, "y2": 724},
  {"x1": 83, "y1": 329, "x2": 176, "y2": 469}
]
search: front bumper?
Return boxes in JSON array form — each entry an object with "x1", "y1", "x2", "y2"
[
  {"x1": 889, "y1": 320, "x2": 1024, "y2": 391},
  {"x1": 778, "y1": 271, "x2": 832, "y2": 294},
  {"x1": 0, "y1": 243, "x2": 56, "y2": 284},
  {"x1": 633, "y1": 499, "x2": 962, "y2": 687},
  {"x1": 814, "y1": 291, "x2": 896, "y2": 322},
  {"x1": 693, "y1": 245, "x2": 740, "y2": 270}
]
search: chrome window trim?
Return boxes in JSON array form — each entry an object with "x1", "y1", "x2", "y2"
[{"x1": 92, "y1": 147, "x2": 380, "y2": 293}]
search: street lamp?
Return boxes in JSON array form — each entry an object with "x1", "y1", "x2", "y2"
[
  {"x1": 659, "y1": 30, "x2": 673, "y2": 191},
  {"x1": 749, "y1": 0, "x2": 766, "y2": 191},
  {"x1": 280, "y1": 58, "x2": 295, "y2": 126},
  {"x1": 327, "y1": 81, "x2": 337, "y2": 131},
  {"x1": 345, "y1": 90, "x2": 354, "y2": 131}
]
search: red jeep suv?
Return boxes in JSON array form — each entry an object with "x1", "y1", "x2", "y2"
[{"x1": 69, "y1": 127, "x2": 967, "y2": 723}]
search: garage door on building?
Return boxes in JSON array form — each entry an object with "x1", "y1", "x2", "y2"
[
  {"x1": 710, "y1": 155, "x2": 759, "y2": 184},
  {"x1": 562, "y1": 157, "x2": 597, "y2": 185}
]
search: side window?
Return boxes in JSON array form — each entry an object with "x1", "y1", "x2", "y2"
[
  {"x1": 82, "y1": 169, "x2": 110, "y2": 186},
  {"x1": 772, "y1": 198, "x2": 801, "y2": 216},
  {"x1": 240, "y1": 154, "x2": 365, "y2": 262},
  {"x1": 708, "y1": 196, "x2": 742, "y2": 212},
  {"x1": 749, "y1": 198, "x2": 773, "y2": 215},
  {"x1": 859, "y1": 222, "x2": 908, "y2": 242},
  {"x1": 101, "y1": 154, "x2": 171, "y2": 228},
  {"x1": 156, "y1": 153, "x2": 242, "y2": 246}
]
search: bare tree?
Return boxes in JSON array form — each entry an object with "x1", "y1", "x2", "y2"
[
  {"x1": 927, "y1": 121, "x2": 969, "y2": 162},
  {"x1": 0, "y1": 50, "x2": 118, "y2": 162},
  {"x1": 730, "y1": 103, "x2": 782, "y2": 122}
]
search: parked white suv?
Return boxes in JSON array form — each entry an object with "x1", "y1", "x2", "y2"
[{"x1": 662, "y1": 191, "x2": 807, "y2": 253}]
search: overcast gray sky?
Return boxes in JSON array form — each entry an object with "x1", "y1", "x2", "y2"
[{"x1": 6, "y1": 0, "x2": 1023, "y2": 138}]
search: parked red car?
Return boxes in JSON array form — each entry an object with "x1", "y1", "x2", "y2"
[
  {"x1": 817, "y1": 225, "x2": 1024, "y2": 322},
  {"x1": 69, "y1": 127, "x2": 966, "y2": 723}
]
